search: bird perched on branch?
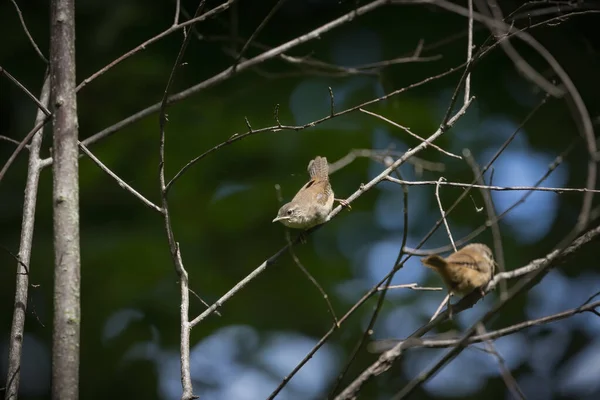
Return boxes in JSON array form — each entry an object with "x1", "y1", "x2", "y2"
[
  {"x1": 367, "y1": 244, "x2": 496, "y2": 354},
  {"x1": 273, "y1": 156, "x2": 348, "y2": 229},
  {"x1": 421, "y1": 243, "x2": 495, "y2": 296}
]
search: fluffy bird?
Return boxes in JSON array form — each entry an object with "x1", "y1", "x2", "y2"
[{"x1": 421, "y1": 243, "x2": 495, "y2": 296}]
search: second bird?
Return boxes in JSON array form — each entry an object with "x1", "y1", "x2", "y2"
[
  {"x1": 273, "y1": 156, "x2": 334, "y2": 229},
  {"x1": 421, "y1": 243, "x2": 495, "y2": 296}
]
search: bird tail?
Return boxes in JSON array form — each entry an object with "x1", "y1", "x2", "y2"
[
  {"x1": 308, "y1": 156, "x2": 329, "y2": 180},
  {"x1": 421, "y1": 254, "x2": 447, "y2": 270}
]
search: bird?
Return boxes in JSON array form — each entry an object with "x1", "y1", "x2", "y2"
[
  {"x1": 421, "y1": 243, "x2": 495, "y2": 296},
  {"x1": 273, "y1": 156, "x2": 347, "y2": 229},
  {"x1": 367, "y1": 244, "x2": 496, "y2": 354}
]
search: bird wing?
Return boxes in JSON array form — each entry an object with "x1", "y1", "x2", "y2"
[
  {"x1": 444, "y1": 252, "x2": 481, "y2": 271},
  {"x1": 290, "y1": 179, "x2": 331, "y2": 206},
  {"x1": 313, "y1": 180, "x2": 332, "y2": 205}
]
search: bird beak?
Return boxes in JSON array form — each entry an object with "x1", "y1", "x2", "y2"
[{"x1": 272, "y1": 216, "x2": 283, "y2": 223}]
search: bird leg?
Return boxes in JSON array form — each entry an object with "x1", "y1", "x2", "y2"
[
  {"x1": 298, "y1": 231, "x2": 308, "y2": 244},
  {"x1": 447, "y1": 292, "x2": 455, "y2": 320},
  {"x1": 335, "y1": 198, "x2": 351, "y2": 210}
]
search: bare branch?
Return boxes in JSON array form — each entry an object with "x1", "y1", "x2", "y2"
[
  {"x1": 435, "y1": 177, "x2": 457, "y2": 251},
  {"x1": 232, "y1": 0, "x2": 288, "y2": 71},
  {"x1": 75, "y1": 1, "x2": 234, "y2": 92},
  {"x1": 285, "y1": 230, "x2": 339, "y2": 327},
  {"x1": 9, "y1": 0, "x2": 48, "y2": 63},
  {"x1": 385, "y1": 177, "x2": 600, "y2": 193},
  {"x1": 329, "y1": 149, "x2": 445, "y2": 175},
  {"x1": 464, "y1": 0, "x2": 474, "y2": 102},
  {"x1": 429, "y1": 293, "x2": 451, "y2": 322},
  {"x1": 0, "y1": 67, "x2": 52, "y2": 116},
  {"x1": 157, "y1": 2, "x2": 211, "y2": 397},
  {"x1": 378, "y1": 283, "x2": 443, "y2": 291},
  {"x1": 0, "y1": 136, "x2": 24, "y2": 147},
  {"x1": 0, "y1": 117, "x2": 51, "y2": 185},
  {"x1": 4, "y1": 75, "x2": 50, "y2": 399},
  {"x1": 78, "y1": 143, "x2": 163, "y2": 214},
  {"x1": 373, "y1": 298, "x2": 600, "y2": 351},
  {"x1": 359, "y1": 108, "x2": 462, "y2": 159},
  {"x1": 463, "y1": 148, "x2": 507, "y2": 298}
]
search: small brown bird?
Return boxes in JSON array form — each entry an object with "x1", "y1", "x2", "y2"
[
  {"x1": 273, "y1": 156, "x2": 337, "y2": 229},
  {"x1": 421, "y1": 243, "x2": 495, "y2": 296}
]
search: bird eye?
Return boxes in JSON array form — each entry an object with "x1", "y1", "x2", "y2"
[{"x1": 287, "y1": 209, "x2": 293, "y2": 215}]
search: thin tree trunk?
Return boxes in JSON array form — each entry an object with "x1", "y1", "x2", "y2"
[
  {"x1": 50, "y1": 0, "x2": 81, "y2": 398},
  {"x1": 4, "y1": 75, "x2": 50, "y2": 400}
]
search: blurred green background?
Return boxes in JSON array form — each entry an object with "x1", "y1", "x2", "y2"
[{"x1": 1, "y1": 1, "x2": 600, "y2": 399}]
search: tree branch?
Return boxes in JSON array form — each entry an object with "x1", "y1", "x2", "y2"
[{"x1": 4, "y1": 74, "x2": 50, "y2": 400}]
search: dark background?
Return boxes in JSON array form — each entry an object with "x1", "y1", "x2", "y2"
[{"x1": 1, "y1": 1, "x2": 600, "y2": 399}]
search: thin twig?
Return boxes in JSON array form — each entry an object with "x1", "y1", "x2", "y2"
[
  {"x1": 191, "y1": 241, "x2": 299, "y2": 327},
  {"x1": 476, "y1": 323, "x2": 527, "y2": 400},
  {"x1": 0, "y1": 136, "x2": 24, "y2": 147},
  {"x1": 75, "y1": 1, "x2": 234, "y2": 92},
  {"x1": 285, "y1": 230, "x2": 339, "y2": 327},
  {"x1": 173, "y1": 0, "x2": 181, "y2": 26},
  {"x1": 0, "y1": 67, "x2": 52, "y2": 116},
  {"x1": 464, "y1": 0, "x2": 474, "y2": 103},
  {"x1": 213, "y1": 34, "x2": 440, "y2": 76},
  {"x1": 78, "y1": 143, "x2": 163, "y2": 214},
  {"x1": 9, "y1": 0, "x2": 48, "y2": 63},
  {"x1": 371, "y1": 298, "x2": 600, "y2": 351},
  {"x1": 359, "y1": 108, "x2": 461, "y2": 159},
  {"x1": 329, "y1": 149, "x2": 445, "y2": 175},
  {"x1": 463, "y1": 148, "x2": 508, "y2": 299},
  {"x1": 481, "y1": 0, "x2": 560, "y2": 97},
  {"x1": 435, "y1": 177, "x2": 457, "y2": 251},
  {"x1": 232, "y1": 0, "x2": 288, "y2": 71},
  {"x1": 384, "y1": 177, "x2": 599, "y2": 193},
  {"x1": 156, "y1": 2, "x2": 209, "y2": 398},
  {"x1": 188, "y1": 287, "x2": 221, "y2": 317},
  {"x1": 378, "y1": 283, "x2": 442, "y2": 291},
  {"x1": 0, "y1": 118, "x2": 50, "y2": 185},
  {"x1": 429, "y1": 293, "x2": 450, "y2": 322}
]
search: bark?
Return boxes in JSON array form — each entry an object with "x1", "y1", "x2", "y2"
[
  {"x1": 4, "y1": 76, "x2": 50, "y2": 400},
  {"x1": 50, "y1": 0, "x2": 81, "y2": 398}
]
